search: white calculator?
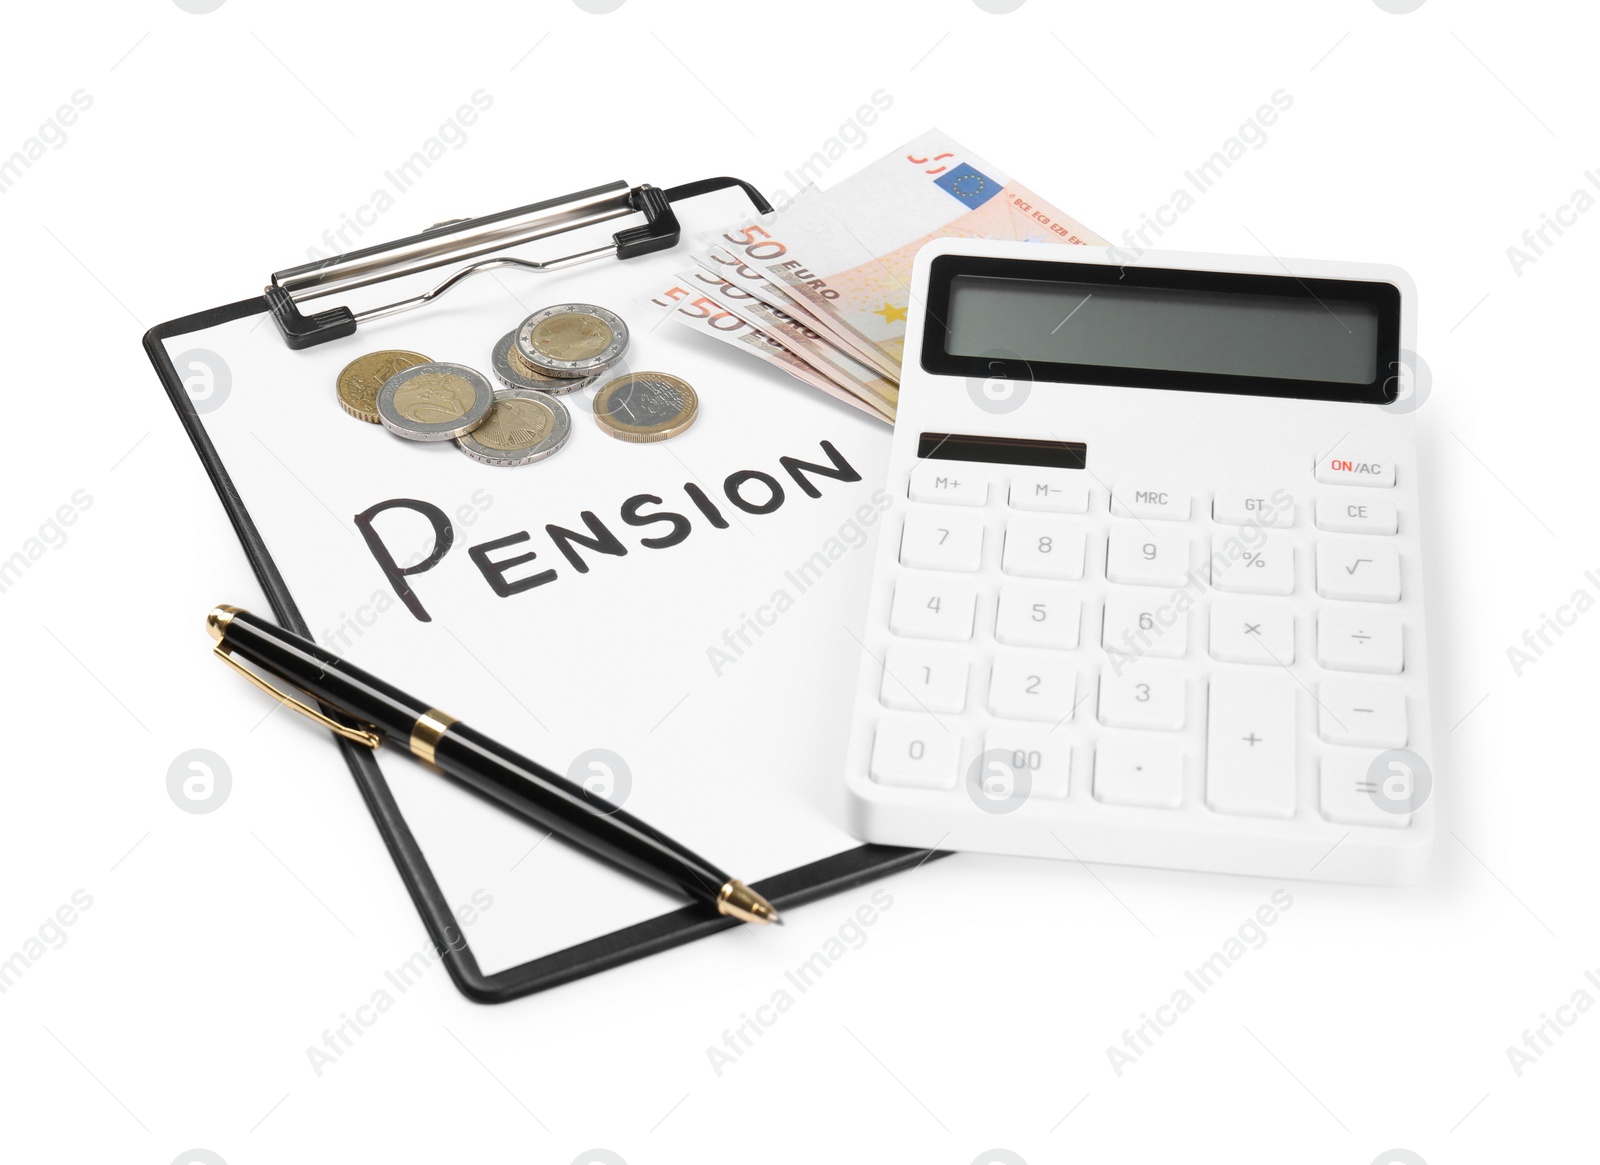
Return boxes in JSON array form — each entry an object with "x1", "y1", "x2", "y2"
[{"x1": 843, "y1": 241, "x2": 1433, "y2": 884}]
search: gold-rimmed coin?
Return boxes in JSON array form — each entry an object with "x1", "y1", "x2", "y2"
[
  {"x1": 593, "y1": 372, "x2": 698, "y2": 443},
  {"x1": 335, "y1": 349, "x2": 431, "y2": 423}
]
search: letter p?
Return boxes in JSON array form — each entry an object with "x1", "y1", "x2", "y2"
[{"x1": 354, "y1": 499, "x2": 453, "y2": 622}]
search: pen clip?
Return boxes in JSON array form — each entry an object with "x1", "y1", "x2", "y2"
[{"x1": 213, "y1": 644, "x2": 382, "y2": 749}]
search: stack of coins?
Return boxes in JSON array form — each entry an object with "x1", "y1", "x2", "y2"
[
  {"x1": 331, "y1": 300, "x2": 700, "y2": 466},
  {"x1": 495, "y1": 303, "x2": 630, "y2": 395},
  {"x1": 336, "y1": 350, "x2": 573, "y2": 467}
]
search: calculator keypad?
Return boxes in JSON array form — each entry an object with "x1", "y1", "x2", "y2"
[
  {"x1": 1206, "y1": 670, "x2": 1298, "y2": 818},
  {"x1": 899, "y1": 509, "x2": 984, "y2": 572},
  {"x1": 880, "y1": 644, "x2": 968, "y2": 713},
  {"x1": 867, "y1": 454, "x2": 1423, "y2": 840},
  {"x1": 995, "y1": 584, "x2": 1081, "y2": 650},
  {"x1": 1315, "y1": 539, "x2": 1402, "y2": 602},
  {"x1": 1010, "y1": 473, "x2": 1090, "y2": 513},
  {"x1": 1208, "y1": 599, "x2": 1294, "y2": 665},
  {"x1": 1002, "y1": 515, "x2": 1087, "y2": 579},
  {"x1": 889, "y1": 577, "x2": 976, "y2": 641},
  {"x1": 1103, "y1": 592, "x2": 1187, "y2": 658},
  {"x1": 989, "y1": 654, "x2": 1078, "y2": 723},
  {"x1": 1105, "y1": 527, "x2": 1198, "y2": 588}
]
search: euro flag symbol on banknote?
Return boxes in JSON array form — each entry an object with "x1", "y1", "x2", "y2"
[
  {"x1": 934, "y1": 163, "x2": 1001, "y2": 208},
  {"x1": 662, "y1": 130, "x2": 1105, "y2": 418}
]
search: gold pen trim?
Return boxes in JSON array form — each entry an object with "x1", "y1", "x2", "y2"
[
  {"x1": 206, "y1": 604, "x2": 241, "y2": 642},
  {"x1": 409, "y1": 709, "x2": 458, "y2": 765},
  {"x1": 207, "y1": 604, "x2": 382, "y2": 749},
  {"x1": 211, "y1": 644, "x2": 382, "y2": 749}
]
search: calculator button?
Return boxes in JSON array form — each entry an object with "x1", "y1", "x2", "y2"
[
  {"x1": 1205, "y1": 671, "x2": 1296, "y2": 818},
  {"x1": 869, "y1": 717, "x2": 960, "y2": 790},
  {"x1": 1319, "y1": 753, "x2": 1410, "y2": 828},
  {"x1": 1316, "y1": 495, "x2": 1398, "y2": 535},
  {"x1": 1112, "y1": 485, "x2": 1190, "y2": 521},
  {"x1": 1212, "y1": 532, "x2": 1294, "y2": 596},
  {"x1": 1098, "y1": 662, "x2": 1186, "y2": 730},
  {"x1": 880, "y1": 644, "x2": 968, "y2": 714},
  {"x1": 995, "y1": 583, "x2": 1082, "y2": 650},
  {"x1": 1315, "y1": 455, "x2": 1395, "y2": 487},
  {"x1": 1102, "y1": 591, "x2": 1188, "y2": 659},
  {"x1": 899, "y1": 509, "x2": 984, "y2": 572},
  {"x1": 1105, "y1": 526, "x2": 1200, "y2": 588},
  {"x1": 983, "y1": 727, "x2": 1071, "y2": 798},
  {"x1": 1095, "y1": 735, "x2": 1184, "y2": 809},
  {"x1": 1010, "y1": 473, "x2": 1090, "y2": 513},
  {"x1": 1213, "y1": 489, "x2": 1294, "y2": 528},
  {"x1": 1317, "y1": 678, "x2": 1407, "y2": 746},
  {"x1": 989, "y1": 654, "x2": 1078, "y2": 723},
  {"x1": 889, "y1": 577, "x2": 977, "y2": 641},
  {"x1": 1316, "y1": 540, "x2": 1401, "y2": 602},
  {"x1": 1317, "y1": 607, "x2": 1403, "y2": 674},
  {"x1": 1001, "y1": 515, "x2": 1087, "y2": 580},
  {"x1": 1208, "y1": 600, "x2": 1294, "y2": 665},
  {"x1": 908, "y1": 463, "x2": 987, "y2": 506}
]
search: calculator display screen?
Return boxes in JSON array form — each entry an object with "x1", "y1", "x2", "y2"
[
  {"x1": 924, "y1": 256, "x2": 1403, "y2": 404},
  {"x1": 948, "y1": 276, "x2": 1379, "y2": 384}
]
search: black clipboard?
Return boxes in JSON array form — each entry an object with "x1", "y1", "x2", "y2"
[{"x1": 143, "y1": 176, "x2": 940, "y2": 1003}]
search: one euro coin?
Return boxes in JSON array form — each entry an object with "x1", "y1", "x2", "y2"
[{"x1": 593, "y1": 372, "x2": 698, "y2": 443}]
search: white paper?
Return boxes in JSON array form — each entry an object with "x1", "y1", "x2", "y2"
[{"x1": 165, "y1": 195, "x2": 891, "y2": 973}]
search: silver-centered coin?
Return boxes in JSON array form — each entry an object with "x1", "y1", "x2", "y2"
[
  {"x1": 455, "y1": 389, "x2": 572, "y2": 466},
  {"x1": 491, "y1": 330, "x2": 605, "y2": 396},
  {"x1": 377, "y1": 362, "x2": 494, "y2": 442},
  {"x1": 515, "y1": 303, "x2": 629, "y2": 378}
]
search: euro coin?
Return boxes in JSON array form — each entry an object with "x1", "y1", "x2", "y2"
[
  {"x1": 491, "y1": 330, "x2": 604, "y2": 396},
  {"x1": 456, "y1": 389, "x2": 572, "y2": 466},
  {"x1": 593, "y1": 372, "x2": 698, "y2": 443},
  {"x1": 515, "y1": 303, "x2": 629, "y2": 378},
  {"x1": 336, "y1": 349, "x2": 431, "y2": 424},
  {"x1": 376, "y1": 362, "x2": 494, "y2": 442}
]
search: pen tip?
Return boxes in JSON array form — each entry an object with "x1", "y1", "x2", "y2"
[{"x1": 717, "y1": 879, "x2": 782, "y2": 926}]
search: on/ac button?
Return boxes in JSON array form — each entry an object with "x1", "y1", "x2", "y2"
[{"x1": 1314, "y1": 456, "x2": 1395, "y2": 487}]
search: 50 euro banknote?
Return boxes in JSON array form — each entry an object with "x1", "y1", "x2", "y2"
[
  {"x1": 674, "y1": 265, "x2": 897, "y2": 418},
  {"x1": 708, "y1": 128, "x2": 1106, "y2": 379},
  {"x1": 636, "y1": 278, "x2": 892, "y2": 424}
]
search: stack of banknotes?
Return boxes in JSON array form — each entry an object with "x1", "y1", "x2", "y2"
[{"x1": 640, "y1": 129, "x2": 1105, "y2": 423}]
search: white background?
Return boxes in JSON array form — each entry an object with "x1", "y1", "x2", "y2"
[{"x1": 1, "y1": 1, "x2": 1594, "y2": 1163}]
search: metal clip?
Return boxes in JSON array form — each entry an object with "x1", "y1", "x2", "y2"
[
  {"x1": 263, "y1": 175, "x2": 774, "y2": 349},
  {"x1": 212, "y1": 644, "x2": 381, "y2": 749}
]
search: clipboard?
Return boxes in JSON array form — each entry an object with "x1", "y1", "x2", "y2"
[{"x1": 143, "y1": 175, "x2": 941, "y2": 1003}]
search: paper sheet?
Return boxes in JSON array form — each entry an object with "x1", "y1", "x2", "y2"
[{"x1": 164, "y1": 191, "x2": 891, "y2": 973}]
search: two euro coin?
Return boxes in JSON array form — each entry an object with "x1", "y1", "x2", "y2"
[{"x1": 335, "y1": 352, "x2": 571, "y2": 467}]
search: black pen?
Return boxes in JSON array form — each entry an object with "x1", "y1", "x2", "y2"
[{"x1": 206, "y1": 605, "x2": 781, "y2": 926}]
